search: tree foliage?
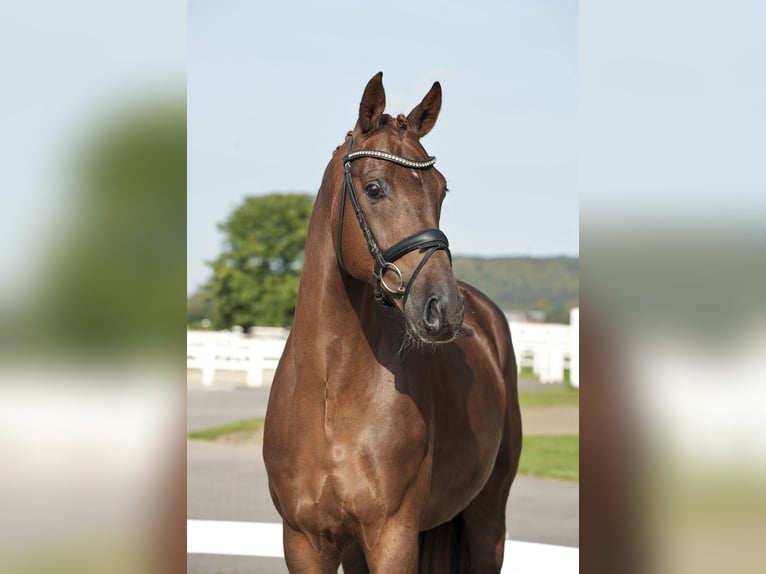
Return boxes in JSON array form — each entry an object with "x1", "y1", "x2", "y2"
[
  {"x1": 208, "y1": 193, "x2": 314, "y2": 329},
  {"x1": 38, "y1": 100, "x2": 186, "y2": 353},
  {"x1": 187, "y1": 287, "x2": 214, "y2": 328}
]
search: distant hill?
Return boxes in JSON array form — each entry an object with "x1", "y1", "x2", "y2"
[{"x1": 452, "y1": 256, "x2": 579, "y2": 323}]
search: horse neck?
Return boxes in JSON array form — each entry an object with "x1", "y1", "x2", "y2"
[{"x1": 292, "y1": 180, "x2": 384, "y2": 365}]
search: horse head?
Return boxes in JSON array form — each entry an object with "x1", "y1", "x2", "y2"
[{"x1": 334, "y1": 72, "x2": 464, "y2": 344}]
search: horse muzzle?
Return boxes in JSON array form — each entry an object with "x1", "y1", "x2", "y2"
[{"x1": 405, "y1": 279, "x2": 464, "y2": 344}]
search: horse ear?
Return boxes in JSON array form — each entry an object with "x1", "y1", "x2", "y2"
[
  {"x1": 407, "y1": 81, "x2": 442, "y2": 137},
  {"x1": 357, "y1": 72, "x2": 386, "y2": 134}
]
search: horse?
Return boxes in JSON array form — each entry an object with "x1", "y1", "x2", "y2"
[{"x1": 263, "y1": 72, "x2": 522, "y2": 573}]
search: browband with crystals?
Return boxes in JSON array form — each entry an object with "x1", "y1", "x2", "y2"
[{"x1": 344, "y1": 149, "x2": 437, "y2": 170}]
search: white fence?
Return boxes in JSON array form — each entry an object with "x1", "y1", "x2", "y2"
[
  {"x1": 187, "y1": 308, "x2": 579, "y2": 387},
  {"x1": 187, "y1": 327, "x2": 288, "y2": 387}
]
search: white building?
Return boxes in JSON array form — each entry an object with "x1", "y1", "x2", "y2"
[
  {"x1": 569, "y1": 308, "x2": 579, "y2": 387},
  {"x1": 507, "y1": 307, "x2": 579, "y2": 386}
]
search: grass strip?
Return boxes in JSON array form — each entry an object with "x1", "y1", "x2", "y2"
[
  {"x1": 188, "y1": 419, "x2": 580, "y2": 482},
  {"x1": 188, "y1": 417, "x2": 265, "y2": 440},
  {"x1": 518, "y1": 433, "x2": 579, "y2": 481},
  {"x1": 518, "y1": 386, "x2": 579, "y2": 408}
]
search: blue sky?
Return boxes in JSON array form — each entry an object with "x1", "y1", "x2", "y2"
[
  {"x1": 0, "y1": 0, "x2": 185, "y2": 305},
  {"x1": 2, "y1": 1, "x2": 762, "y2": 300},
  {"x1": 188, "y1": 0, "x2": 579, "y2": 293},
  {"x1": 580, "y1": 0, "x2": 766, "y2": 223}
]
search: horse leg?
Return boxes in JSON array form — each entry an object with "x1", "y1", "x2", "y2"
[
  {"x1": 460, "y1": 502, "x2": 508, "y2": 573},
  {"x1": 360, "y1": 520, "x2": 420, "y2": 574},
  {"x1": 460, "y1": 415, "x2": 520, "y2": 572},
  {"x1": 341, "y1": 541, "x2": 370, "y2": 574},
  {"x1": 282, "y1": 522, "x2": 341, "y2": 574}
]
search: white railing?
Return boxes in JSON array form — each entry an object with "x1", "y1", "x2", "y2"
[
  {"x1": 187, "y1": 327, "x2": 288, "y2": 387},
  {"x1": 187, "y1": 308, "x2": 579, "y2": 388}
]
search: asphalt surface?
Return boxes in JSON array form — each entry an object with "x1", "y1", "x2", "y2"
[
  {"x1": 187, "y1": 386, "x2": 272, "y2": 432},
  {"x1": 186, "y1": 380, "x2": 560, "y2": 432},
  {"x1": 187, "y1": 385, "x2": 578, "y2": 574}
]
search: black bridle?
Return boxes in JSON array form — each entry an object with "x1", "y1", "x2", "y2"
[{"x1": 336, "y1": 137, "x2": 451, "y2": 308}]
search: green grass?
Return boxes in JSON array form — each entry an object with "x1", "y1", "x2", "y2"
[
  {"x1": 518, "y1": 434, "x2": 579, "y2": 481},
  {"x1": 187, "y1": 417, "x2": 265, "y2": 440},
  {"x1": 188, "y1": 417, "x2": 579, "y2": 482},
  {"x1": 518, "y1": 386, "x2": 579, "y2": 408},
  {"x1": 518, "y1": 365, "x2": 539, "y2": 381}
]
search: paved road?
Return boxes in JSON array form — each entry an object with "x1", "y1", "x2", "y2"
[
  {"x1": 187, "y1": 386, "x2": 578, "y2": 573},
  {"x1": 187, "y1": 379, "x2": 564, "y2": 431},
  {"x1": 187, "y1": 387, "x2": 272, "y2": 432}
]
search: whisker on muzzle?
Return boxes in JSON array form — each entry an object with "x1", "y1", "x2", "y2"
[{"x1": 455, "y1": 324, "x2": 473, "y2": 339}]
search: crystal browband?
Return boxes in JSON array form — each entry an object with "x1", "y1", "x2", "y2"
[{"x1": 344, "y1": 149, "x2": 437, "y2": 169}]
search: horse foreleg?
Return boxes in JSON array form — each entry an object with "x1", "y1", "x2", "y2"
[
  {"x1": 461, "y1": 462, "x2": 514, "y2": 572},
  {"x1": 360, "y1": 520, "x2": 420, "y2": 574},
  {"x1": 341, "y1": 541, "x2": 370, "y2": 574},
  {"x1": 282, "y1": 521, "x2": 342, "y2": 574},
  {"x1": 461, "y1": 416, "x2": 520, "y2": 573},
  {"x1": 460, "y1": 504, "x2": 508, "y2": 573}
]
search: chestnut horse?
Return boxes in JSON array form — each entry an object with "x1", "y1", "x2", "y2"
[{"x1": 263, "y1": 72, "x2": 521, "y2": 573}]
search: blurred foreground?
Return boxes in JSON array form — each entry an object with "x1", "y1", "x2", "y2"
[
  {"x1": 580, "y1": 1, "x2": 766, "y2": 570},
  {"x1": 581, "y1": 228, "x2": 766, "y2": 573},
  {"x1": 0, "y1": 2, "x2": 185, "y2": 573}
]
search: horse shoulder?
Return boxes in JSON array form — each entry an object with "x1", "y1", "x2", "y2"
[
  {"x1": 458, "y1": 280, "x2": 522, "y2": 476},
  {"x1": 458, "y1": 280, "x2": 514, "y2": 370}
]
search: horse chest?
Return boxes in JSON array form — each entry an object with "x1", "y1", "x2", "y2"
[{"x1": 278, "y1": 412, "x2": 429, "y2": 535}]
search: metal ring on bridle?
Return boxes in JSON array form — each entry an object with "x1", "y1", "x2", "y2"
[{"x1": 379, "y1": 262, "x2": 406, "y2": 295}]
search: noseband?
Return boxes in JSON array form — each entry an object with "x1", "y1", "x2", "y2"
[{"x1": 337, "y1": 137, "x2": 451, "y2": 308}]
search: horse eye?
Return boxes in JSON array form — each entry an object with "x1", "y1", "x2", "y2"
[{"x1": 364, "y1": 182, "x2": 384, "y2": 199}]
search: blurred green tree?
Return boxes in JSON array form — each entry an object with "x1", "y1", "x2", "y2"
[
  {"x1": 37, "y1": 99, "x2": 186, "y2": 355},
  {"x1": 186, "y1": 287, "x2": 214, "y2": 328},
  {"x1": 208, "y1": 193, "x2": 314, "y2": 329}
]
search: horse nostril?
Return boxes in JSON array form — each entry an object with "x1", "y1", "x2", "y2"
[{"x1": 424, "y1": 296, "x2": 442, "y2": 331}]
